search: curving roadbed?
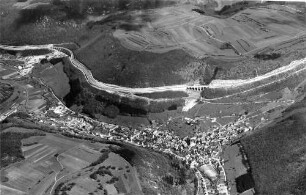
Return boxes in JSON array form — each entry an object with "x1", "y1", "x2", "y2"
[{"x1": 1, "y1": 44, "x2": 306, "y2": 99}]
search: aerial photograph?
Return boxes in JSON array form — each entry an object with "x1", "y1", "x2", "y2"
[{"x1": 0, "y1": 0, "x2": 305, "y2": 194}]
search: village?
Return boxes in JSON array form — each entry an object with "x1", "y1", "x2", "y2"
[{"x1": 26, "y1": 102, "x2": 253, "y2": 195}]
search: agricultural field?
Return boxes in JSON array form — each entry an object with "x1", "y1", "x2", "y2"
[
  {"x1": 0, "y1": 125, "x2": 196, "y2": 195},
  {"x1": 68, "y1": 2, "x2": 305, "y2": 88},
  {"x1": 53, "y1": 152, "x2": 143, "y2": 195},
  {"x1": 113, "y1": 4, "x2": 306, "y2": 57},
  {"x1": 0, "y1": 127, "x2": 45, "y2": 168},
  {"x1": 211, "y1": 35, "x2": 306, "y2": 80},
  {"x1": 0, "y1": 81, "x2": 26, "y2": 117},
  {"x1": 0, "y1": 80, "x2": 54, "y2": 116},
  {"x1": 32, "y1": 61, "x2": 70, "y2": 99},
  {"x1": 0, "y1": 54, "x2": 21, "y2": 80},
  {"x1": 0, "y1": 49, "x2": 64, "y2": 117},
  {"x1": 25, "y1": 84, "x2": 48, "y2": 114},
  {"x1": 1, "y1": 0, "x2": 305, "y2": 89},
  {"x1": 0, "y1": 129, "x2": 111, "y2": 195}
]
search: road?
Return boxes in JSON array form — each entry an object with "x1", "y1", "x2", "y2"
[
  {"x1": 49, "y1": 155, "x2": 64, "y2": 195},
  {"x1": 1, "y1": 44, "x2": 306, "y2": 98},
  {"x1": 45, "y1": 46, "x2": 306, "y2": 97},
  {"x1": 55, "y1": 46, "x2": 189, "y2": 94},
  {"x1": 0, "y1": 44, "x2": 190, "y2": 95}
]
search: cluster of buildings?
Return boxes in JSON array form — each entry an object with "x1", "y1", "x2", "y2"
[
  {"x1": 1, "y1": 82, "x2": 254, "y2": 195},
  {"x1": 30, "y1": 103, "x2": 93, "y2": 133},
  {"x1": 4, "y1": 91, "x2": 255, "y2": 195},
  {"x1": 89, "y1": 115, "x2": 253, "y2": 195}
]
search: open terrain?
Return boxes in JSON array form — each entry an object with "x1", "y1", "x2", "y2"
[
  {"x1": 0, "y1": 127, "x2": 124, "y2": 195},
  {"x1": 2, "y1": 0, "x2": 304, "y2": 88},
  {"x1": 1, "y1": 1, "x2": 306, "y2": 194},
  {"x1": 114, "y1": 4, "x2": 306, "y2": 58},
  {"x1": 0, "y1": 126, "x2": 196, "y2": 195}
]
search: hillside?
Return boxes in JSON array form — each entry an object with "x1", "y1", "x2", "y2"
[
  {"x1": 241, "y1": 97, "x2": 306, "y2": 195},
  {"x1": 1, "y1": 1, "x2": 306, "y2": 194},
  {"x1": 0, "y1": 126, "x2": 196, "y2": 195},
  {"x1": 75, "y1": 29, "x2": 198, "y2": 87}
]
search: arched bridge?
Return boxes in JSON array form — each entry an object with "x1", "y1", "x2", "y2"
[
  {"x1": 186, "y1": 86, "x2": 206, "y2": 91},
  {"x1": 54, "y1": 46, "x2": 209, "y2": 93}
]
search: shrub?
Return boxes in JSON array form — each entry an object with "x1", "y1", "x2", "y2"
[{"x1": 103, "y1": 105, "x2": 120, "y2": 118}]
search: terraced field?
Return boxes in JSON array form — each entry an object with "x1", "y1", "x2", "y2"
[
  {"x1": 0, "y1": 132, "x2": 110, "y2": 195},
  {"x1": 114, "y1": 4, "x2": 306, "y2": 58}
]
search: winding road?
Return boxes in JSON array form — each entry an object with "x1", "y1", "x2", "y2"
[
  {"x1": 56, "y1": 46, "x2": 188, "y2": 94},
  {"x1": 1, "y1": 42, "x2": 306, "y2": 195},
  {"x1": 1, "y1": 44, "x2": 306, "y2": 99}
]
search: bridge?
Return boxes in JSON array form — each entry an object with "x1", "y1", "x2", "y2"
[
  {"x1": 187, "y1": 86, "x2": 206, "y2": 91},
  {"x1": 3, "y1": 44, "x2": 306, "y2": 99},
  {"x1": 54, "y1": 46, "x2": 208, "y2": 92},
  {"x1": 53, "y1": 46, "x2": 196, "y2": 94}
]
